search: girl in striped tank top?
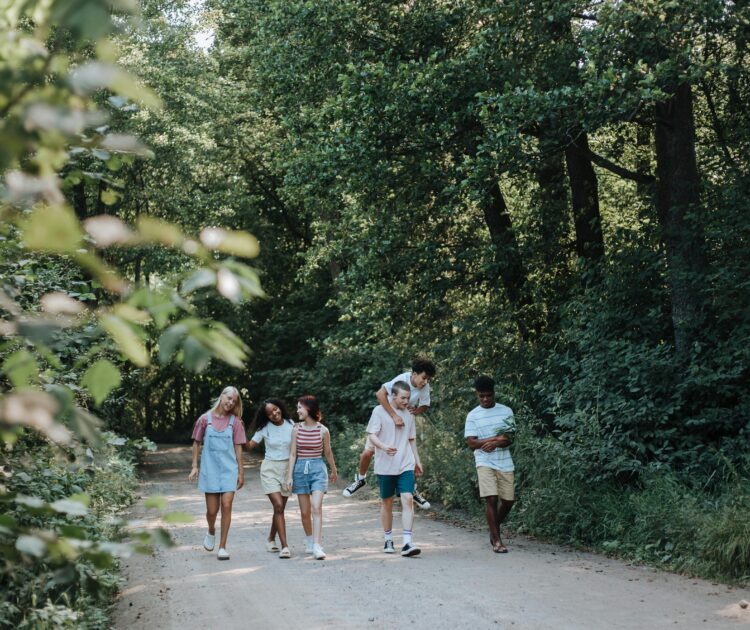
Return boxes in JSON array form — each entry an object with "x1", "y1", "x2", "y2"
[{"x1": 287, "y1": 395, "x2": 337, "y2": 559}]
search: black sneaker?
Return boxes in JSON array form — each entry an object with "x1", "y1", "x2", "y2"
[
  {"x1": 413, "y1": 491, "x2": 431, "y2": 509},
  {"x1": 342, "y1": 477, "x2": 366, "y2": 497},
  {"x1": 401, "y1": 542, "x2": 421, "y2": 557},
  {"x1": 383, "y1": 540, "x2": 395, "y2": 554}
]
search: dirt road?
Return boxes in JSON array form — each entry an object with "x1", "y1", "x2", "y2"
[{"x1": 112, "y1": 446, "x2": 749, "y2": 629}]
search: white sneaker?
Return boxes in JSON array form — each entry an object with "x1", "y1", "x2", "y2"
[
  {"x1": 313, "y1": 544, "x2": 326, "y2": 560},
  {"x1": 265, "y1": 539, "x2": 279, "y2": 552},
  {"x1": 217, "y1": 547, "x2": 230, "y2": 560},
  {"x1": 203, "y1": 533, "x2": 215, "y2": 551},
  {"x1": 305, "y1": 540, "x2": 314, "y2": 554}
]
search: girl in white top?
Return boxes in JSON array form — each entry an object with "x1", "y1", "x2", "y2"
[{"x1": 247, "y1": 398, "x2": 295, "y2": 558}]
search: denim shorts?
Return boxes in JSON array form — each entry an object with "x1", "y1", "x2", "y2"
[{"x1": 292, "y1": 457, "x2": 328, "y2": 494}]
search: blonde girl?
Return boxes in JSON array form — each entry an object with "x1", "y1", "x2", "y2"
[{"x1": 188, "y1": 386, "x2": 247, "y2": 560}]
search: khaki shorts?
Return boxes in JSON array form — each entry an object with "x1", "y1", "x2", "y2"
[
  {"x1": 260, "y1": 458, "x2": 290, "y2": 496},
  {"x1": 477, "y1": 466, "x2": 515, "y2": 501}
]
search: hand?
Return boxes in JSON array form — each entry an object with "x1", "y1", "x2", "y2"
[
  {"x1": 407, "y1": 405, "x2": 416, "y2": 413},
  {"x1": 188, "y1": 466, "x2": 198, "y2": 481},
  {"x1": 415, "y1": 463, "x2": 423, "y2": 477},
  {"x1": 391, "y1": 413, "x2": 404, "y2": 427},
  {"x1": 286, "y1": 477, "x2": 293, "y2": 491},
  {"x1": 237, "y1": 475, "x2": 245, "y2": 490},
  {"x1": 330, "y1": 469, "x2": 338, "y2": 483},
  {"x1": 385, "y1": 445, "x2": 397, "y2": 456},
  {"x1": 480, "y1": 439, "x2": 498, "y2": 452}
]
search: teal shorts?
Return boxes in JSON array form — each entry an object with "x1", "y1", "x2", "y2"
[{"x1": 378, "y1": 470, "x2": 415, "y2": 499}]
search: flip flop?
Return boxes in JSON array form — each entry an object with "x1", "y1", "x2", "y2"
[{"x1": 493, "y1": 542, "x2": 508, "y2": 553}]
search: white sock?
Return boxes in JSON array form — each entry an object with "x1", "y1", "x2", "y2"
[
  {"x1": 403, "y1": 530, "x2": 412, "y2": 545},
  {"x1": 384, "y1": 530, "x2": 393, "y2": 541},
  {"x1": 357, "y1": 473, "x2": 366, "y2": 481},
  {"x1": 305, "y1": 535, "x2": 313, "y2": 545}
]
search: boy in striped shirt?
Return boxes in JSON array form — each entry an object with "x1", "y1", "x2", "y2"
[{"x1": 464, "y1": 375, "x2": 515, "y2": 553}]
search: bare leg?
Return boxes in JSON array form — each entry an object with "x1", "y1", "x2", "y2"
[
  {"x1": 400, "y1": 492, "x2": 414, "y2": 533},
  {"x1": 311, "y1": 490, "x2": 324, "y2": 544},
  {"x1": 497, "y1": 499, "x2": 514, "y2": 526},
  {"x1": 381, "y1": 496, "x2": 394, "y2": 534},
  {"x1": 205, "y1": 493, "x2": 220, "y2": 534},
  {"x1": 484, "y1": 496, "x2": 501, "y2": 545},
  {"x1": 268, "y1": 493, "x2": 289, "y2": 548},
  {"x1": 358, "y1": 449, "x2": 374, "y2": 477},
  {"x1": 297, "y1": 494, "x2": 312, "y2": 536},
  {"x1": 219, "y1": 491, "x2": 235, "y2": 549}
]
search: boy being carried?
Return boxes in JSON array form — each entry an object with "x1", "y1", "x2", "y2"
[
  {"x1": 366, "y1": 380, "x2": 423, "y2": 557},
  {"x1": 343, "y1": 357, "x2": 435, "y2": 509}
]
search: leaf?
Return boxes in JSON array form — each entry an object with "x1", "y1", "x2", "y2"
[
  {"x1": 40, "y1": 292, "x2": 86, "y2": 314},
  {"x1": 136, "y1": 216, "x2": 184, "y2": 247},
  {"x1": 16, "y1": 535, "x2": 47, "y2": 558},
  {"x1": 144, "y1": 495, "x2": 168, "y2": 510},
  {"x1": 69, "y1": 62, "x2": 162, "y2": 109},
  {"x1": 162, "y1": 512, "x2": 194, "y2": 524},
  {"x1": 50, "y1": 498, "x2": 89, "y2": 517},
  {"x1": 84, "y1": 215, "x2": 135, "y2": 247},
  {"x1": 18, "y1": 205, "x2": 83, "y2": 254},
  {"x1": 181, "y1": 268, "x2": 216, "y2": 294},
  {"x1": 100, "y1": 314, "x2": 149, "y2": 366},
  {"x1": 199, "y1": 228, "x2": 260, "y2": 258},
  {"x1": 81, "y1": 359, "x2": 122, "y2": 405},
  {"x1": 0, "y1": 391, "x2": 71, "y2": 444},
  {"x1": 2, "y1": 350, "x2": 39, "y2": 388},
  {"x1": 158, "y1": 323, "x2": 188, "y2": 363},
  {"x1": 100, "y1": 189, "x2": 120, "y2": 206},
  {"x1": 216, "y1": 268, "x2": 241, "y2": 302}
]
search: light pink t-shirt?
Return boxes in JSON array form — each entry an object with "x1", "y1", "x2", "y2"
[
  {"x1": 366, "y1": 405, "x2": 416, "y2": 475},
  {"x1": 192, "y1": 412, "x2": 247, "y2": 444}
]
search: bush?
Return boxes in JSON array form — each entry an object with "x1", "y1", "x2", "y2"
[{"x1": 0, "y1": 433, "x2": 152, "y2": 629}]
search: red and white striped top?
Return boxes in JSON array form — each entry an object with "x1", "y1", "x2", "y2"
[{"x1": 296, "y1": 423, "x2": 323, "y2": 458}]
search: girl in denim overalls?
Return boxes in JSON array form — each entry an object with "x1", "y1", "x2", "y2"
[{"x1": 188, "y1": 386, "x2": 247, "y2": 560}]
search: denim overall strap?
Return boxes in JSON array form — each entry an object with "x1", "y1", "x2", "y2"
[{"x1": 197, "y1": 411, "x2": 239, "y2": 493}]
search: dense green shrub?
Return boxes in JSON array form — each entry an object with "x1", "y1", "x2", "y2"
[{"x1": 0, "y1": 434, "x2": 152, "y2": 629}]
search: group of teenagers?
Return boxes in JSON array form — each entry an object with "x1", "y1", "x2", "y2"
[{"x1": 187, "y1": 358, "x2": 517, "y2": 561}]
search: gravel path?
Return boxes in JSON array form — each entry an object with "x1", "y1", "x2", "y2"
[{"x1": 112, "y1": 445, "x2": 750, "y2": 629}]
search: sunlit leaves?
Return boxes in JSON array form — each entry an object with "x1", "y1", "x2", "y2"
[
  {"x1": 81, "y1": 359, "x2": 122, "y2": 406},
  {"x1": 200, "y1": 227, "x2": 260, "y2": 258},
  {"x1": 99, "y1": 314, "x2": 149, "y2": 366},
  {"x1": 18, "y1": 205, "x2": 83, "y2": 253}
]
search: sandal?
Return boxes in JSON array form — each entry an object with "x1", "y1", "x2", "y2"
[
  {"x1": 492, "y1": 542, "x2": 508, "y2": 554},
  {"x1": 278, "y1": 547, "x2": 291, "y2": 559},
  {"x1": 266, "y1": 539, "x2": 279, "y2": 552}
]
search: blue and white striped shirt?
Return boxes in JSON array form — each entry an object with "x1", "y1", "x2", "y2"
[{"x1": 464, "y1": 403, "x2": 515, "y2": 472}]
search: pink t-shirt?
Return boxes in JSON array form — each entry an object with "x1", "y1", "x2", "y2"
[
  {"x1": 192, "y1": 412, "x2": 247, "y2": 444},
  {"x1": 366, "y1": 405, "x2": 416, "y2": 475}
]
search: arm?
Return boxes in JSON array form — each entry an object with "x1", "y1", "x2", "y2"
[
  {"x1": 368, "y1": 431, "x2": 397, "y2": 455},
  {"x1": 235, "y1": 443, "x2": 245, "y2": 489},
  {"x1": 188, "y1": 440, "x2": 201, "y2": 481},
  {"x1": 376, "y1": 386, "x2": 404, "y2": 427},
  {"x1": 408, "y1": 404, "x2": 429, "y2": 416},
  {"x1": 409, "y1": 438, "x2": 423, "y2": 476},
  {"x1": 322, "y1": 426, "x2": 337, "y2": 483},
  {"x1": 246, "y1": 440, "x2": 260, "y2": 450},
  {"x1": 466, "y1": 435, "x2": 512, "y2": 452},
  {"x1": 286, "y1": 425, "x2": 298, "y2": 489}
]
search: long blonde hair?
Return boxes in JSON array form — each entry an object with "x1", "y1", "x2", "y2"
[{"x1": 211, "y1": 386, "x2": 243, "y2": 419}]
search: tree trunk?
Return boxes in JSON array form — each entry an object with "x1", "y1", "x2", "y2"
[
  {"x1": 483, "y1": 181, "x2": 531, "y2": 340},
  {"x1": 565, "y1": 130, "x2": 604, "y2": 261},
  {"x1": 535, "y1": 148, "x2": 570, "y2": 271},
  {"x1": 654, "y1": 83, "x2": 708, "y2": 356},
  {"x1": 72, "y1": 181, "x2": 88, "y2": 219}
]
